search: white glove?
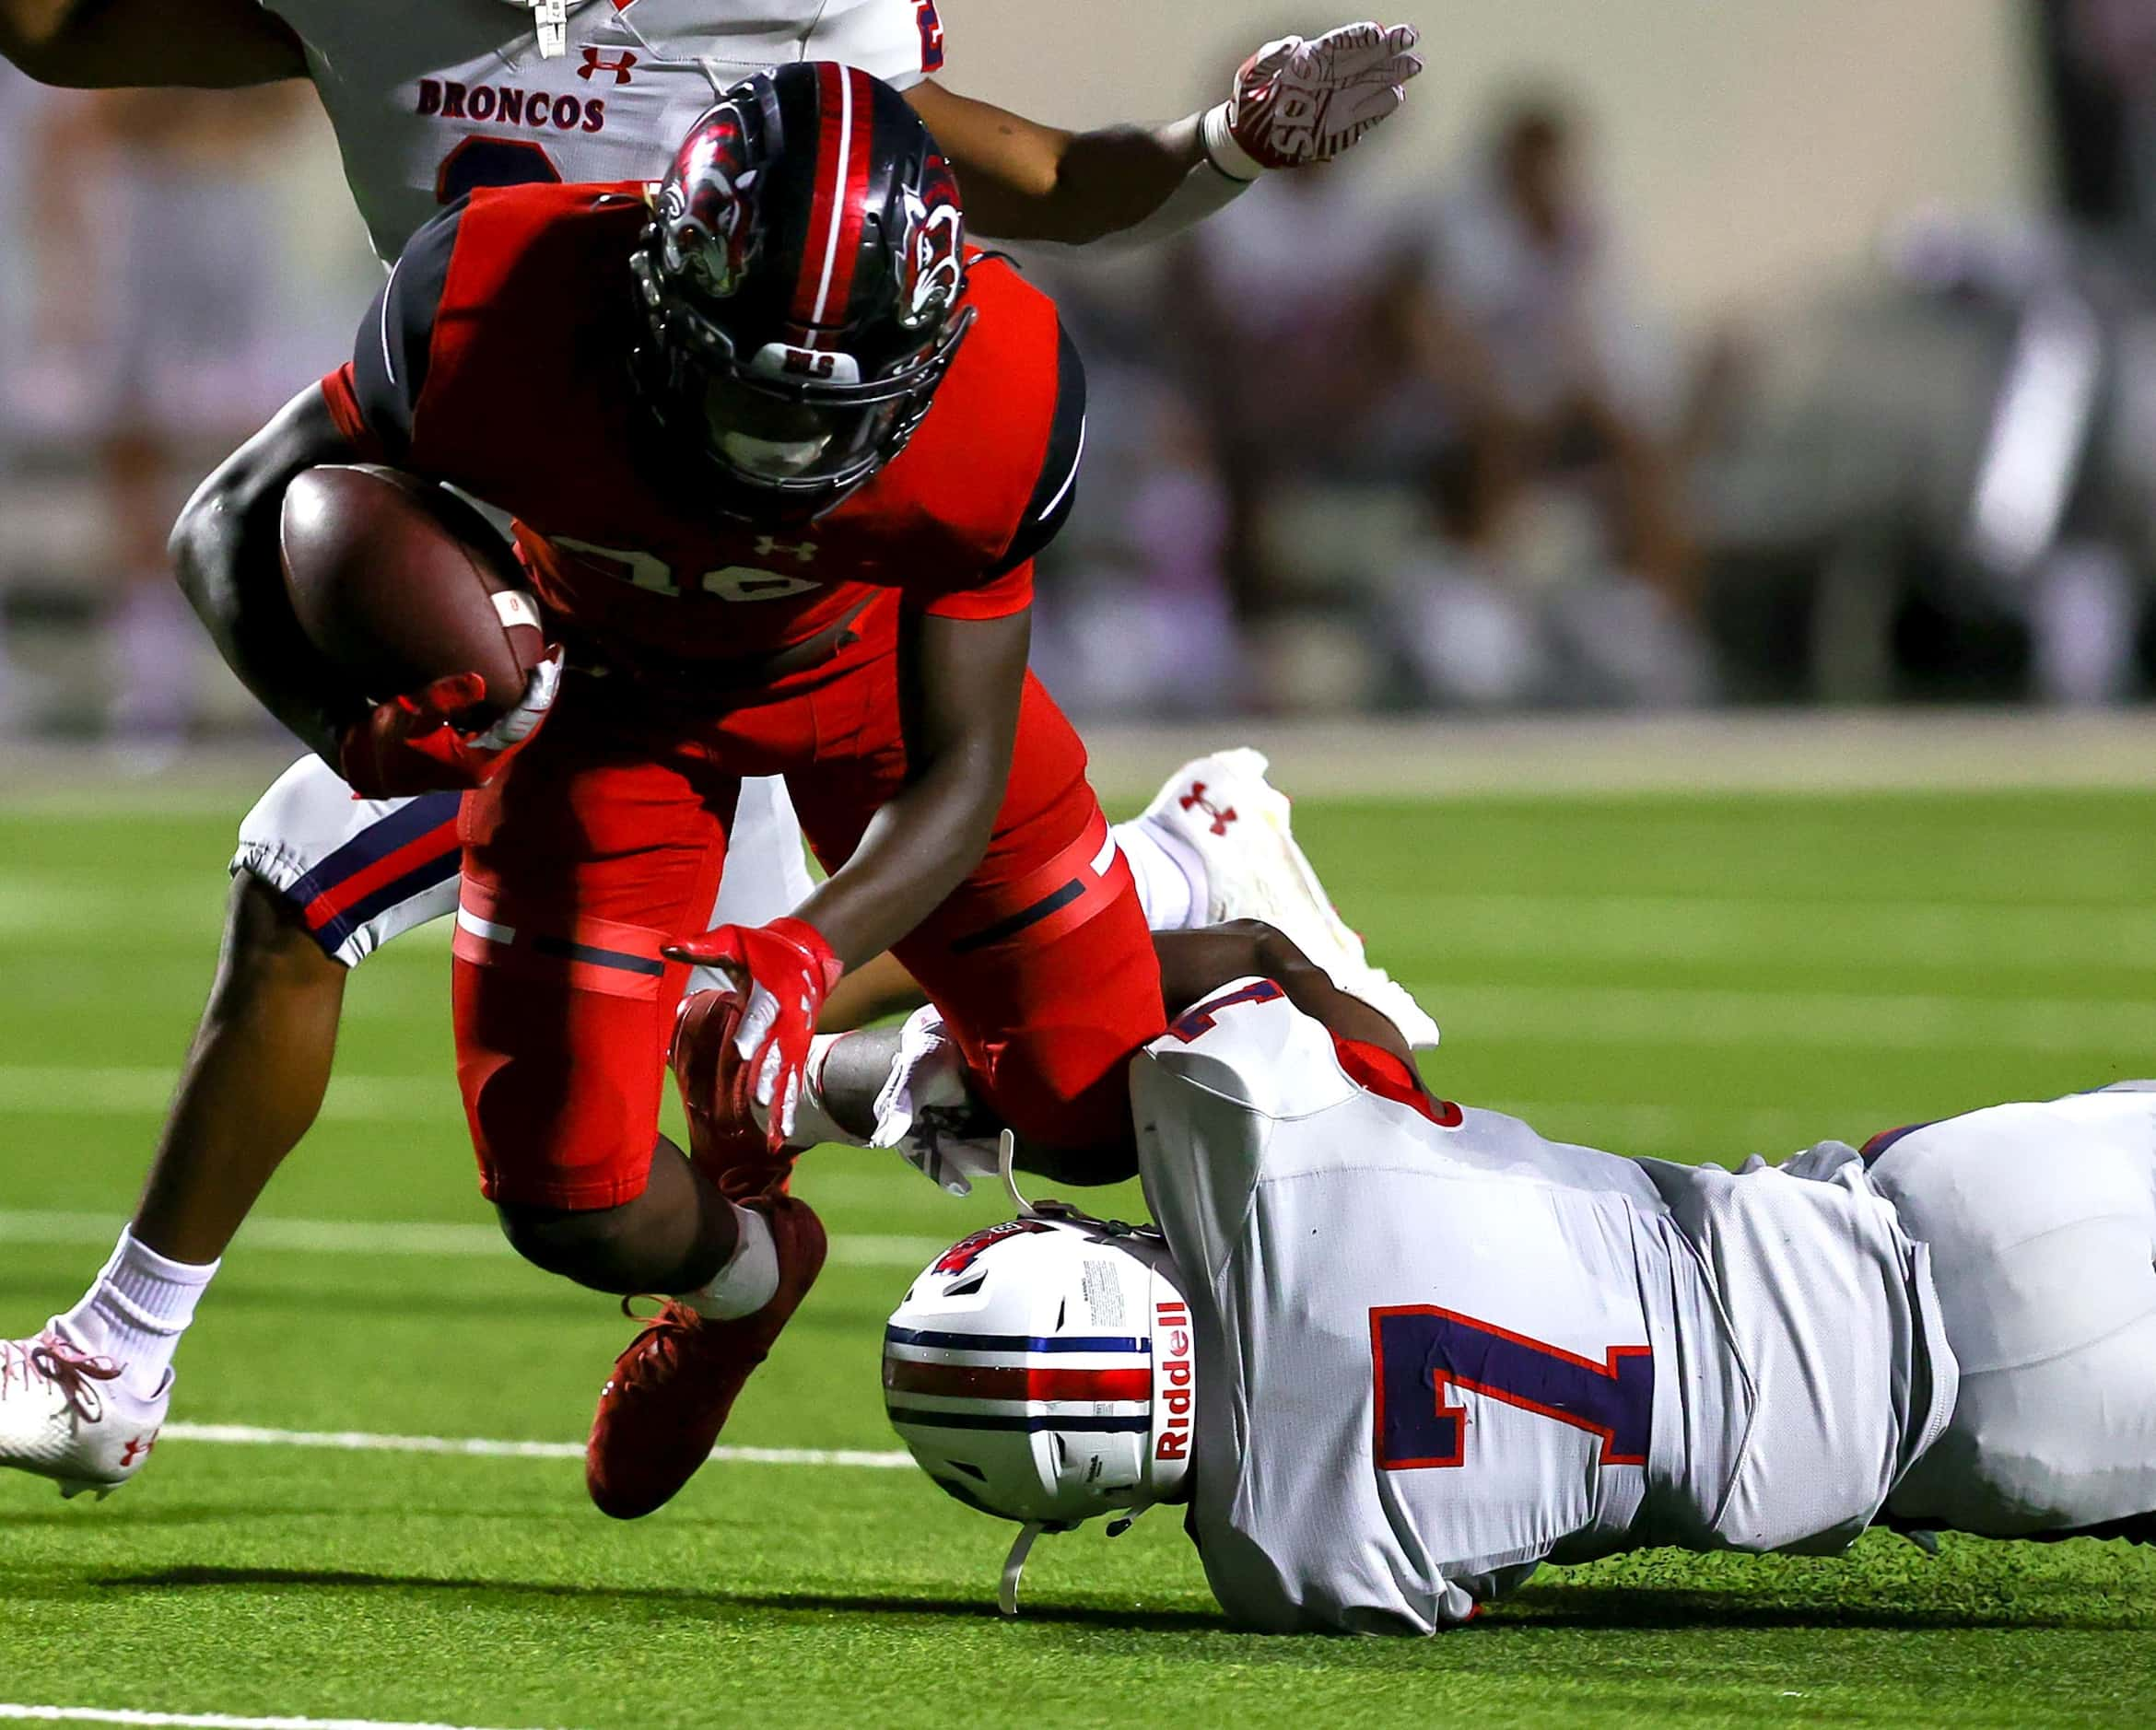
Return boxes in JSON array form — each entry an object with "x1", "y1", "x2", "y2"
[
  {"x1": 870, "y1": 1006, "x2": 1003, "y2": 1197},
  {"x1": 1202, "y1": 21, "x2": 1423, "y2": 181},
  {"x1": 467, "y1": 648, "x2": 563, "y2": 754}
]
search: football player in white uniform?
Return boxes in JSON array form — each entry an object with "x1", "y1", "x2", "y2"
[
  {"x1": 876, "y1": 924, "x2": 2156, "y2": 1631},
  {"x1": 0, "y1": 0, "x2": 1428, "y2": 1498}
]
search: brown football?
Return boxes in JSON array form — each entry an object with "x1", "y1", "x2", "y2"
[{"x1": 278, "y1": 464, "x2": 544, "y2": 722}]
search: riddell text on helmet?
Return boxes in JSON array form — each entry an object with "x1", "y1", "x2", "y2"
[{"x1": 1156, "y1": 1298, "x2": 1194, "y2": 1461}]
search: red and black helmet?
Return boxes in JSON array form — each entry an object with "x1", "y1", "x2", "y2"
[{"x1": 630, "y1": 62, "x2": 972, "y2": 520}]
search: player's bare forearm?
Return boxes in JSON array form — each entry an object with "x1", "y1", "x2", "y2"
[
  {"x1": 906, "y1": 82, "x2": 1204, "y2": 245},
  {"x1": 1155, "y1": 921, "x2": 1415, "y2": 1067},
  {"x1": 170, "y1": 385, "x2": 360, "y2": 759},
  {"x1": 2, "y1": 0, "x2": 306, "y2": 86},
  {"x1": 791, "y1": 606, "x2": 1028, "y2": 969},
  {"x1": 817, "y1": 951, "x2": 928, "y2": 1032},
  {"x1": 908, "y1": 23, "x2": 1424, "y2": 246},
  {"x1": 808, "y1": 923, "x2": 1405, "y2": 1191}
]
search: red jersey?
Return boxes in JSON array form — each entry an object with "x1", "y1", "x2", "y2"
[{"x1": 322, "y1": 181, "x2": 1084, "y2": 665}]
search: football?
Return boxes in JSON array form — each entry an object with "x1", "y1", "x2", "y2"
[{"x1": 278, "y1": 463, "x2": 544, "y2": 722}]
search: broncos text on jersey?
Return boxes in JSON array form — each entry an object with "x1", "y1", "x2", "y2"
[{"x1": 260, "y1": 0, "x2": 946, "y2": 260}]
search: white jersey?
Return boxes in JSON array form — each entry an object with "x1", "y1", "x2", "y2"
[
  {"x1": 1131, "y1": 980, "x2": 1957, "y2": 1634},
  {"x1": 262, "y1": 0, "x2": 940, "y2": 262}
]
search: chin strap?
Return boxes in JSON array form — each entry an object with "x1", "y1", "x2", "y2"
[
  {"x1": 998, "y1": 1520, "x2": 1045, "y2": 1618},
  {"x1": 998, "y1": 1502, "x2": 1156, "y2": 1619},
  {"x1": 997, "y1": 1129, "x2": 1036, "y2": 1219}
]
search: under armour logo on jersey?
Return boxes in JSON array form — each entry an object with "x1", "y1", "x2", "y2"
[
  {"x1": 755, "y1": 535, "x2": 818, "y2": 565},
  {"x1": 120, "y1": 1431, "x2": 158, "y2": 1467},
  {"x1": 1179, "y1": 781, "x2": 1237, "y2": 836},
  {"x1": 578, "y1": 47, "x2": 639, "y2": 85}
]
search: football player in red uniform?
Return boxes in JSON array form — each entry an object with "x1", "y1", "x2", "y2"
[
  {"x1": 169, "y1": 64, "x2": 1167, "y2": 1517},
  {"x1": 1, "y1": 1, "x2": 1425, "y2": 1508}
]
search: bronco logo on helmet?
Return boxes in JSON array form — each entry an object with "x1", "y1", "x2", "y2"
[
  {"x1": 897, "y1": 158, "x2": 966, "y2": 332},
  {"x1": 657, "y1": 106, "x2": 759, "y2": 300}
]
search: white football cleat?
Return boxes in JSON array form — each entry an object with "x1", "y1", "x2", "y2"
[
  {"x1": 0, "y1": 1328, "x2": 170, "y2": 1500},
  {"x1": 1136, "y1": 747, "x2": 1440, "y2": 1048}
]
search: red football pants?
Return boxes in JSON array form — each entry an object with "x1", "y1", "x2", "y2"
[{"x1": 450, "y1": 625, "x2": 1164, "y2": 1210}]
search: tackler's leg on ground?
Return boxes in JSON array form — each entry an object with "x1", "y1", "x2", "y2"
[{"x1": 1874, "y1": 1084, "x2": 2156, "y2": 1538}]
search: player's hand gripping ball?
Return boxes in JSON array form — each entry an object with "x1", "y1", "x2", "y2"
[
  {"x1": 336, "y1": 651, "x2": 562, "y2": 799},
  {"x1": 1203, "y1": 20, "x2": 1423, "y2": 179},
  {"x1": 664, "y1": 918, "x2": 845, "y2": 1156},
  {"x1": 278, "y1": 463, "x2": 561, "y2": 798}
]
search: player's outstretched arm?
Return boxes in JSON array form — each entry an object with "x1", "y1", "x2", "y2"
[
  {"x1": 169, "y1": 385, "x2": 359, "y2": 760},
  {"x1": 1, "y1": 0, "x2": 305, "y2": 87},
  {"x1": 1155, "y1": 920, "x2": 1416, "y2": 1067},
  {"x1": 664, "y1": 607, "x2": 1028, "y2": 1152},
  {"x1": 794, "y1": 604, "x2": 1028, "y2": 970},
  {"x1": 906, "y1": 21, "x2": 1421, "y2": 245}
]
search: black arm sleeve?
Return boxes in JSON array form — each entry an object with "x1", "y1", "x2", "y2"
[
  {"x1": 347, "y1": 195, "x2": 466, "y2": 461},
  {"x1": 990, "y1": 317, "x2": 1086, "y2": 576}
]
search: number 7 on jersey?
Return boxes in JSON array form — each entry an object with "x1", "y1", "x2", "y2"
[{"x1": 1370, "y1": 1305, "x2": 1654, "y2": 1470}]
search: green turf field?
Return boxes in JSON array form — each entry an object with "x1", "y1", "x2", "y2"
[{"x1": 3, "y1": 782, "x2": 2154, "y2": 1728}]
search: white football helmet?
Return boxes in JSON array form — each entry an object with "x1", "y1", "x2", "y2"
[{"x1": 885, "y1": 1191, "x2": 1197, "y2": 1615}]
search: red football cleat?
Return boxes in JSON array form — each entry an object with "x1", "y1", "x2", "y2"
[
  {"x1": 670, "y1": 986, "x2": 794, "y2": 1200},
  {"x1": 584, "y1": 1195, "x2": 828, "y2": 1520}
]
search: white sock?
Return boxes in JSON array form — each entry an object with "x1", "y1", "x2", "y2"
[
  {"x1": 1113, "y1": 818, "x2": 1208, "y2": 931},
  {"x1": 55, "y1": 1228, "x2": 218, "y2": 1397},
  {"x1": 680, "y1": 1204, "x2": 779, "y2": 1320}
]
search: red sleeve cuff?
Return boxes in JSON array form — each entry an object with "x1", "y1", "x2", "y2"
[
  {"x1": 320, "y1": 364, "x2": 385, "y2": 462},
  {"x1": 920, "y1": 558, "x2": 1034, "y2": 621}
]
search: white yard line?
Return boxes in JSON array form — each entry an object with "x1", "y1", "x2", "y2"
[
  {"x1": 0, "y1": 1710, "x2": 556, "y2": 1730},
  {"x1": 0, "y1": 1211, "x2": 509, "y2": 1257},
  {"x1": 2, "y1": 960, "x2": 2146, "y2": 1140},
  {"x1": 0, "y1": 1210, "x2": 946, "y2": 1268},
  {"x1": 1435, "y1": 982, "x2": 2156, "y2": 1054},
  {"x1": 1076, "y1": 709, "x2": 2156, "y2": 798},
  {"x1": 1362, "y1": 890, "x2": 2156, "y2": 970},
  {"x1": 158, "y1": 1423, "x2": 910, "y2": 1471},
  {"x1": 0, "y1": 1069, "x2": 451, "y2": 1124}
]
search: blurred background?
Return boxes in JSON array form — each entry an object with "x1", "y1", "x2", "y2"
[{"x1": 6, "y1": 0, "x2": 2156, "y2": 745}]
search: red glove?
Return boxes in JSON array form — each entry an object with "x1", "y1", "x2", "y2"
[
  {"x1": 337, "y1": 650, "x2": 563, "y2": 800},
  {"x1": 662, "y1": 917, "x2": 844, "y2": 1155}
]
